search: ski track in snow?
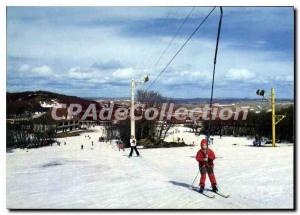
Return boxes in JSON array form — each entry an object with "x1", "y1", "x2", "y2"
[{"x1": 7, "y1": 126, "x2": 293, "y2": 209}]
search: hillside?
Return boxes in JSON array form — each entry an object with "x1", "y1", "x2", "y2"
[{"x1": 7, "y1": 91, "x2": 98, "y2": 117}]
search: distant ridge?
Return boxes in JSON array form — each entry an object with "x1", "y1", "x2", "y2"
[
  {"x1": 7, "y1": 90, "x2": 98, "y2": 116},
  {"x1": 85, "y1": 96, "x2": 294, "y2": 104}
]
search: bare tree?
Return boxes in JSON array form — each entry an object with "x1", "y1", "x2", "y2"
[
  {"x1": 136, "y1": 90, "x2": 167, "y2": 106},
  {"x1": 136, "y1": 90, "x2": 172, "y2": 145}
]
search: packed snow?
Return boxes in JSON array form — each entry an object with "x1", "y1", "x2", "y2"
[
  {"x1": 40, "y1": 100, "x2": 63, "y2": 108},
  {"x1": 6, "y1": 126, "x2": 294, "y2": 209},
  {"x1": 164, "y1": 126, "x2": 202, "y2": 145}
]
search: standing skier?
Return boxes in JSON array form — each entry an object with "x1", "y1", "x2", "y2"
[
  {"x1": 128, "y1": 135, "x2": 140, "y2": 157},
  {"x1": 196, "y1": 138, "x2": 218, "y2": 193}
]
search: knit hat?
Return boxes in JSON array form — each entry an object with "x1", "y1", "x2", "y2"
[{"x1": 201, "y1": 138, "x2": 208, "y2": 147}]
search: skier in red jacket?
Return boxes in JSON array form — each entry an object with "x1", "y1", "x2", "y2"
[{"x1": 196, "y1": 138, "x2": 218, "y2": 193}]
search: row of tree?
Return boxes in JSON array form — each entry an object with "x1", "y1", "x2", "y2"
[
  {"x1": 201, "y1": 105, "x2": 294, "y2": 142},
  {"x1": 7, "y1": 114, "x2": 56, "y2": 150}
]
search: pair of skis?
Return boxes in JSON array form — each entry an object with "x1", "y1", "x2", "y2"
[
  {"x1": 190, "y1": 186, "x2": 230, "y2": 198},
  {"x1": 206, "y1": 189, "x2": 230, "y2": 198}
]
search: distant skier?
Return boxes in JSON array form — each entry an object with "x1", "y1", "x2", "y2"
[
  {"x1": 196, "y1": 139, "x2": 218, "y2": 193},
  {"x1": 205, "y1": 134, "x2": 214, "y2": 145},
  {"x1": 81, "y1": 145, "x2": 84, "y2": 150},
  {"x1": 253, "y1": 134, "x2": 261, "y2": 146},
  {"x1": 128, "y1": 135, "x2": 140, "y2": 157},
  {"x1": 117, "y1": 141, "x2": 125, "y2": 151}
]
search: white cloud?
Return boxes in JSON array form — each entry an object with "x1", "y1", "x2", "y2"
[
  {"x1": 18, "y1": 64, "x2": 30, "y2": 72},
  {"x1": 15, "y1": 64, "x2": 55, "y2": 78},
  {"x1": 161, "y1": 70, "x2": 211, "y2": 86},
  {"x1": 275, "y1": 75, "x2": 294, "y2": 82},
  {"x1": 225, "y1": 68, "x2": 256, "y2": 81},
  {"x1": 112, "y1": 68, "x2": 137, "y2": 79},
  {"x1": 31, "y1": 65, "x2": 53, "y2": 76},
  {"x1": 67, "y1": 67, "x2": 110, "y2": 84},
  {"x1": 67, "y1": 66, "x2": 140, "y2": 84},
  {"x1": 68, "y1": 67, "x2": 95, "y2": 79}
]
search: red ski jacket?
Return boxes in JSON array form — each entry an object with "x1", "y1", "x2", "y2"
[{"x1": 196, "y1": 149, "x2": 216, "y2": 167}]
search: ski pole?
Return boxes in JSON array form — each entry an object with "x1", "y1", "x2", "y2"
[{"x1": 190, "y1": 170, "x2": 200, "y2": 188}]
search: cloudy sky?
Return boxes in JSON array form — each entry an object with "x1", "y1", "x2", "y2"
[{"x1": 7, "y1": 7, "x2": 294, "y2": 98}]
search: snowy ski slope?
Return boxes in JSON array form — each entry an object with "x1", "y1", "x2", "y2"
[{"x1": 6, "y1": 126, "x2": 294, "y2": 209}]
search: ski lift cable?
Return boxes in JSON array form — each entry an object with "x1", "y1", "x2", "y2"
[
  {"x1": 135, "y1": 8, "x2": 181, "y2": 74},
  {"x1": 145, "y1": 7, "x2": 217, "y2": 91},
  {"x1": 145, "y1": 7, "x2": 196, "y2": 81},
  {"x1": 138, "y1": 7, "x2": 195, "y2": 92}
]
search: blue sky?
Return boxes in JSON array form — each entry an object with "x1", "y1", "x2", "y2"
[{"x1": 7, "y1": 7, "x2": 294, "y2": 98}]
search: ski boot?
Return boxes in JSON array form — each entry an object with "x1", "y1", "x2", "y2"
[
  {"x1": 212, "y1": 185, "x2": 218, "y2": 192},
  {"x1": 199, "y1": 186, "x2": 205, "y2": 193}
]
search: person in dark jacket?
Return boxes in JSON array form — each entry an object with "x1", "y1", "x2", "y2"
[
  {"x1": 253, "y1": 134, "x2": 261, "y2": 146},
  {"x1": 196, "y1": 138, "x2": 218, "y2": 193}
]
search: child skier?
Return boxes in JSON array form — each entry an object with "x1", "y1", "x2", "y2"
[{"x1": 196, "y1": 138, "x2": 218, "y2": 193}]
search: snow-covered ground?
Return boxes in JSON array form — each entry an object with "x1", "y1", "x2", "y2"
[
  {"x1": 40, "y1": 99, "x2": 63, "y2": 108},
  {"x1": 164, "y1": 126, "x2": 202, "y2": 145},
  {"x1": 6, "y1": 126, "x2": 294, "y2": 209}
]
